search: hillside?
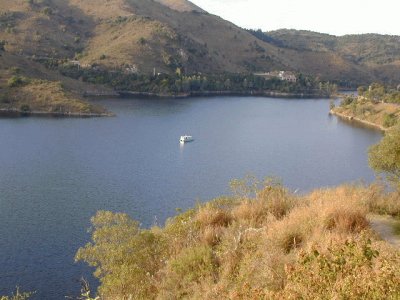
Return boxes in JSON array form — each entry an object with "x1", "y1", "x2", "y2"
[
  {"x1": 263, "y1": 29, "x2": 400, "y2": 84},
  {"x1": 3, "y1": 0, "x2": 399, "y2": 80},
  {"x1": 1, "y1": 0, "x2": 400, "y2": 114}
]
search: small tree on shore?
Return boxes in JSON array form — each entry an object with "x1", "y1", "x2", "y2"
[{"x1": 369, "y1": 126, "x2": 400, "y2": 188}]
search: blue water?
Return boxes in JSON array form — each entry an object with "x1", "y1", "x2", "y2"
[{"x1": 0, "y1": 96, "x2": 382, "y2": 299}]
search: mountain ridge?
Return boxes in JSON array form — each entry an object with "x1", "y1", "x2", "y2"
[{"x1": 1, "y1": 0, "x2": 399, "y2": 114}]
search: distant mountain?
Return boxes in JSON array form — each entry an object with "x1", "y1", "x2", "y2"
[
  {"x1": 1, "y1": 0, "x2": 399, "y2": 110},
  {"x1": 256, "y1": 29, "x2": 400, "y2": 85}
]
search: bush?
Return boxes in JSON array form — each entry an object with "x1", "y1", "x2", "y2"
[
  {"x1": 7, "y1": 76, "x2": 30, "y2": 87},
  {"x1": 340, "y1": 96, "x2": 355, "y2": 107},
  {"x1": 0, "y1": 93, "x2": 10, "y2": 103},
  {"x1": 138, "y1": 37, "x2": 146, "y2": 45},
  {"x1": 75, "y1": 211, "x2": 166, "y2": 299},
  {"x1": 0, "y1": 40, "x2": 5, "y2": 51},
  {"x1": 323, "y1": 206, "x2": 368, "y2": 233},
  {"x1": 162, "y1": 245, "x2": 217, "y2": 298},
  {"x1": 20, "y1": 104, "x2": 31, "y2": 113},
  {"x1": 383, "y1": 113, "x2": 397, "y2": 128},
  {"x1": 281, "y1": 236, "x2": 400, "y2": 299},
  {"x1": 363, "y1": 183, "x2": 400, "y2": 217},
  {"x1": 369, "y1": 126, "x2": 400, "y2": 187},
  {"x1": 42, "y1": 7, "x2": 53, "y2": 16}
]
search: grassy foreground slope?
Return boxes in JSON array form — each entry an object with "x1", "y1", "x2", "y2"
[{"x1": 76, "y1": 179, "x2": 400, "y2": 299}]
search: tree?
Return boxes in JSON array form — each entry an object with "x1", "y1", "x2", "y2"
[
  {"x1": 369, "y1": 126, "x2": 400, "y2": 187},
  {"x1": 357, "y1": 86, "x2": 367, "y2": 96},
  {"x1": 75, "y1": 211, "x2": 166, "y2": 299}
]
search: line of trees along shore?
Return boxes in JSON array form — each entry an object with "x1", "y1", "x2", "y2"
[{"x1": 56, "y1": 64, "x2": 337, "y2": 96}]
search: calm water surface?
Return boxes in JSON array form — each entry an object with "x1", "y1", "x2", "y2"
[{"x1": 0, "y1": 96, "x2": 382, "y2": 299}]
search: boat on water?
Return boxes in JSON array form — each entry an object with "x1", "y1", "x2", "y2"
[{"x1": 180, "y1": 135, "x2": 194, "y2": 143}]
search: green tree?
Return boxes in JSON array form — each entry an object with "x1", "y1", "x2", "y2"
[
  {"x1": 75, "y1": 211, "x2": 166, "y2": 299},
  {"x1": 357, "y1": 86, "x2": 367, "y2": 96},
  {"x1": 0, "y1": 40, "x2": 5, "y2": 51},
  {"x1": 367, "y1": 83, "x2": 385, "y2": 102},
  {"x1": 369, "y1": 126, "x2": 400, "y2": 187}
]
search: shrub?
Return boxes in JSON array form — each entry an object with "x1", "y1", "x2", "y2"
[
  {"x1": 196, "y1": 204, "x2": 232, "y2": 228},
  {"x1": 7, "y1": 76, "x2": 30, "y2": 87},
  {"x1": 340, "y1": 96, "x2": 355, "y2": 107},
  {"x1": 383, "y1": 113, "x2": 397, "y2": 128},
  {"x1": 10, "y1": 67, "x2": 20, "y2": 74},
  {"x1": 360, "y1": 182, "x2": 400, "y2": 216},
  {"x1": 138, "y1": 37, "x2": 146, "y2": 45},
  {"x1": 0, "y1": 40, "x2": 5, "y2": 51},
  {"x1": 75, "y1": 211, "x2": 166, "y2": 299},
  {"x1": 0, "y1": 93, "x2": 10, "y2": 103},
  {"x1": 161, "y1": 245, "x2": 217, "y2": 298},
  {"x1": 42, "y1": 7, "x2": 52, "y2": 16},
  {"x1": 369, "y1": 126, "x2": 400, "y2": 187},
  {"x1": 20, "y1": 104, "x2": 31, "y2": 113},
  {"x1": 267, "y1": 207, "x2": 312, "y2": 254},
  {"x1": 324, "y1": 206, "x2": 368, "y2": 233},
  {"x1": 281, "y1": 236, "x2": 400, "y2": 299}
]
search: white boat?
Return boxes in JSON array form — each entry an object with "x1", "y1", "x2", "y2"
[{"x1": 180, "y1": 135, "x2": 194, "y2": 143}]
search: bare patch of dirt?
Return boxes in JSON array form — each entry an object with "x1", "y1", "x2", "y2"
[{"x1": 369, "y1": 214, "x2": 400, "y2": 249}]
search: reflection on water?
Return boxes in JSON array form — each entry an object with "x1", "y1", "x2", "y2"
[{"x1": 0, "y1": 96, "x2": 382, "y2": 299}]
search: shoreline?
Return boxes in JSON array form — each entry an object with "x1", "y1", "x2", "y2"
[
  {"x1": 330, "y1": 110, "x2": 388, "y2": 132},
  {"x1": 0, "y1": 108, "x2": 114, "y2": 118},
  {"x1": 0, "y1": 90, "x2": 331, "y2": 118},
  {"x1": 117, "y1": 90, "x2": 329, "y2": 99}
]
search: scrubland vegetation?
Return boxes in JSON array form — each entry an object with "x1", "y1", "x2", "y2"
[
  {"x1": 332, "y1": 83, "x2": 400, "y2": 129},
  {"x1": 0, "y1": 77, "x2": 108, "y2": 115},
  {"x1": 74, "y1": 175, "x2": 400, "y2": 299}
]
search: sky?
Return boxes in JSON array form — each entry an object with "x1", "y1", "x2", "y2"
[{"x1": 190, "y1": 0, "x2": 400, "y2": 36}]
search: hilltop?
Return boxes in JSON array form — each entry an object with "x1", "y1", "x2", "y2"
[
  {"x1": 261, "y1": 29, "x2": 400, "y2": 85},
  {"x1": 1, "y1": 0, "x2": 400, "y2": 114}
]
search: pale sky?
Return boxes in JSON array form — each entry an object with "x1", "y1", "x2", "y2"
[{"x1": 190, "y1": 0, "x2": 400, "y2": 36}]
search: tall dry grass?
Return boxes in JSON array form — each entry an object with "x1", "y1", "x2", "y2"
[{"x1": 76, "y1": 180, "x2": 400, "y2": 299}]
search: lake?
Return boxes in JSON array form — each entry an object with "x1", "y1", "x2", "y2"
[{"x1": 0, "y1": 96, "x2": 382, "y2": 299}]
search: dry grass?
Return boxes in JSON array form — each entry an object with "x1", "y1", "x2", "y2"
[
  {"x1": 196, "y1": 204, "x2": 233, "y2": 228},
  {"x1": 154, "y1": 0, "x2": 205, "y2": 12},
  {"x1": 77, "y1": 180, "x2": 400, "y2": 299},
  {"x1": 323, "y1": 206, "x2": 368, "y2": 233},
  {"x1": 333, "y1": 99, "x2": 400, "y2": 130},
  {"x1": 362, "y1": 183, "x2": 400, "y2": 217},
  {"x1": 1, "y1": 78, "x2": 107, "y2": 114}
]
